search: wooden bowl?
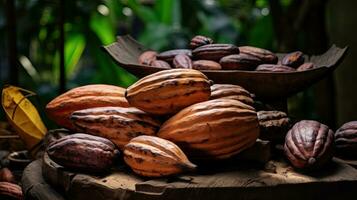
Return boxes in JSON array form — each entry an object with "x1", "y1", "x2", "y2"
[{"x1": 102, "y1": 35, "x2": 348, "y2": 100}]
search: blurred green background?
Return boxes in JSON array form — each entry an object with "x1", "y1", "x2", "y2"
[{"x1": 0, "y1": 0, "x2": 356, "y2": 129}]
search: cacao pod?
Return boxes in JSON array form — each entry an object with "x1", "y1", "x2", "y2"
[
  {"x1": 192, "y1": 60, "x2": 221, "y2": 70},
  {"x1": 297, "y1": 62, "x2": 315, "y2": 71},
  {"x1": 70, "y1": 107, "x2": 161, "y2": 149},
  {"x1": 219, "y1": 53, "x2": 261, "y2": 70},
  {"x1": 192, "y1": 44, "x2": 240, "y2": 61},
  {"x1": 173, "y1": 54, "x2": 193, "y2": 69},
  {"x1": 46, "y1": 84, "x2": 129, "y2": 130},
  {"x1": 124, "y1": 135, "x2": 196, "y2": 177},
  {"x1": 125, "y1": 69, "x2": 211, "y2": 115},
  {"x1": 281, "y1": 51, "x2": 305, "y2": 68},
  {"x1": 138, "y1": 51, "x2": 157, "y2": 65},
  {"x1": 158, "y1": 99, "x2": 259, "y2": 159},
  {"x1": 210, "y1": 84, "x2": 254, "y2": 106},
  {"x1": 44, "y1": 128, "x2": 72, "y2": 148},
  {"x1": 190, "y1": 35, "x2": 213, "y2": 49},
  {"x1": 150, "y1": 60, "x2": 171, "y2": 69},
  {"x1": 257, "y1": 111, "x2": 290, "y2": 142},
  {"x1": 239, "y1": 46, "x2": 278, "y2": 64},
  {"x1": 157, "y1": 49, "x2": 192, "y2": 63},
  {"x1": 255, "y1": 64, "x2": 296, "y2": 72},
  {"x1": 284, "y1": 120, "x2": 334, "y2": 170},
  {"x1": 335, "y1": 121, "x2": 357, "y2": 158},
  {"x1": 47, "y1": 133, "x2": 119, "y2": 172},
  {"x1": 0, "y1": 182, "x2": 23, "y2": 200},
  {"x1": 0, "y1": 168, "x2": 15, "y2": 183}
]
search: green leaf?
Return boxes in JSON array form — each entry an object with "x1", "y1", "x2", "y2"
[
  {"x1": 247, "y1": 15, "x2": 274, "y2": 49},
  {"x1": 127, "y1": 0, "x2": 158, "y2": 23},
  {"x1": 90, "y1": 13, "x2": 115, "y2": 45}
]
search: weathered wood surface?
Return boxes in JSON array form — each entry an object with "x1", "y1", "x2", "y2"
[{"x1": 39, "y1": 152, "x2": 357, "y2": 200}]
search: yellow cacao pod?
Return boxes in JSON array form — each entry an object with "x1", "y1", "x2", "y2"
[
  {"x1": 158, "y1": 98, "x2": 259, "y2": 159},
  {"x1": 46, "y1": 84, "x2": 129, "y2": 130},
  {"x1": 124, "y1": 135, "x2": 196, "y2": 177},
  {"x1": 125, "y1": 69, "x2": 211, "y2": 115},
  {"x1": 210, "y1": 84, "x2": 254, "y2": 106},
  {"x1": 70, "y1": 107, "x2": 161, "y2": 150}
]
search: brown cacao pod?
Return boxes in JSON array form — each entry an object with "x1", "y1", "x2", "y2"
[
  {"x1": 150, "y1": 60, "x2": 171, "y2": 69},
  {"x1": 158, "y1": 99, "x2": 259, "y2": 159},
  {"x1": 0, "y1": 182, "x2": 23, "y2": 200},
  {"x1": 138, "y1": 51, "x2": 157, "y2": 65},
  {"x1": 124, "y1": 135, "x2": 196, "y2": 177},
  {"x1": 239, "y1": 46, "x2": 278, "y2": 64},
  {"x1": 284, "y1": 120, "x2": 334, "y2": 170},
  {"x1": 255, "y1": 64, "x2": 296, "y2": 72},
  {"x1": 190, "y1": 35, "x2": 213, "y2": 49},
  {"x1": 47, "y1": 133, "x2": 119, "y2": 172},
  {"x1": 173, "y1": 54, "x2": 193, "y2": 69},
  {"x1": 192, "y1": 60, "x2": 221, "y2": 70},
  {"x1": 335, "y1": 121, "x2": 357, "y2": 158},
  {"x1": 210, "y1": 84, "x2": 253, "y2": 106},
  {"x1": 44, "y1": 128, "x2": 72, "y2": 148},
  {"x1": 0, "y1": 168, "x2": 15, "y2": 183},
  {"x1": 219, "y1": 53, "x2": 261, "y2": 70},
  {"x1": 257, "y1": 111, "x2": 290, "y2": 142},
  {"x1": 192, "y1": 44, "x2": 240, "y2": 61},
  {"x1": 157, "y1": 49, "x2": 192, "y2": 63},
  {"x1": 70, "y1": 107, "x2": 161, "y2": 149},
  {"x1": 281, "y1": 51, "x2": 305, "y2": 68},
  {"x1": 46, "y1": 84, "x2": 129, "y2": 130},
  {"x1": 297, "y1": 62, "x2": 315, "y2": 71},
  {"x1": 125, "y1": 69, "x2": 211, "y2": 115}
]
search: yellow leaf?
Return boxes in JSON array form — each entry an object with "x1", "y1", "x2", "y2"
[{"x1": 1, "y1": 85, "x2": 47, "y2": 156}]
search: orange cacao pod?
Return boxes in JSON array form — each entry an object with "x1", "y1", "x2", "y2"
[
  {"x1": 70, "y1": 107, "x2": 161, "y2": 150},
  {"x1": 125, "y1": 69, "x2": 211, "y2": 115},
  {"x1": 210, "y1": 84, "x2": 254, "y2": 106},
  {"x1": 0, "y1": 182, "x2": 23, "y2": 200},
  {"x1": 124, "y1": 135, "x2": 196, "y2": 177},
  {"x1": 46, "y1": 84, "x2": 129, "y2": 130},
  {"x1": 158, "y1": 99, "x2": 259, "y2": 159}
]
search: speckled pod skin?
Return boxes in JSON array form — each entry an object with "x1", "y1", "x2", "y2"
[
  {"x1": 284, "y1": 120, "x2": 334, "y2": 170},
  {"x1": 281, "y1": 51, "x2": 305, "y2": 68},
  {"x1": 335, "y1": 121, "x2": 357, "y2": 158}
]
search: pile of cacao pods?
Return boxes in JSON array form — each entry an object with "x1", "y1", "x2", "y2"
[
  {"x1": 138, "y1": 35, "x2": 315, "y2": 72},
  {"x1": 45, "y1": 68, "x2": 357, "y2": 178}
]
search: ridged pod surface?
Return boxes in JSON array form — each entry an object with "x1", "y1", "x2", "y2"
[
  {"x1": 284, "y1": 120, "x2": 334, "y2": 170},
  {"x1": 70, "y1": 107, "x2": 161, "y2": 149},
  {"x1": 257, "y1": 111, "x2": 290, "y2": 142},
  {"x1": 124, "y1": 135, "x2": 196, "y2": 177},
  {"x1": 255, "y1": 64, "x2": 296, "y2": 72},
  {"x1": 125, "y1": 69, "x2": 211, "y2": 115},
  {"x1": 335, "y1": 121, "x2": 357, "y2": 158},
  {"x1": 0, "y1": 182, "x2": 23, "y2": 200},
  {"x1": 46, "y1": 84, "x2": 129, "y2": 130},
  {"x1": 239, "y1": 46, "x2": 278, "y2": 64},
  {"x1": 158, "y1": 99, "x2": 259, "y2": 159},
  {"x1": 210, "y1": 84, "x2": 254, "y2": 106},
  {"x1": 47, "y1": 133, "x2": 119, "y2": 172}
]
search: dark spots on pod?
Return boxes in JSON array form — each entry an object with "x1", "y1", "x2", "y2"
[{"x1": 135, "y1": 157, "x2": 144, "y2": 163}]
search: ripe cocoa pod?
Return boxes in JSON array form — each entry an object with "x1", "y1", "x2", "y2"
[
  {"x1": 124, "y1": 135, "x2": 196, "y2": 177},
  {"x1": 190, "y1": 35, "x2": 213, "y2": 49},
  {"x1": 219, "y1": 53, "x2": 261, "y2": 70},
  {"x1": 70, "y1": 107, "x2": 161, "y2": 149},
  {"x1": 46, "y1": 84, "x2": 129, "y2": 130},
  {"x1": 150, "y1": 60, "x2": 171, "y2": 69},
  {"x1": 125, "y1": 69, "x2": 211, "y2": 115},
  {"x1": 138, "y1": 51, "x2": 157, "y2": 65},
  {"x1": 284, "y1": 120, "x2": 334, "y2": 170},
  {"x1": 158, "y1": 99, "x2": 259, "y2": 159},
  {"x1": 210, "y1": 84, "x2": 253, "y2": 106},
  {"x1": 255, "y1": 64, "x2": 296, "y2": 72},
  {"x1": 192, "y1": 60, "x2": 221, "y2": 70},
  {"x1": 281, "y1": 51, "x2": 305, "y2": 68},
  {"x1": 192, "y1": 44, "x2": 240, "y2": 61},
  {"x1": 239, "y1": 46, "x2": 278, "y2": 64},
  {"x1": 44, "y1": 128, "x2": 72, "y2": 147},
  {"x1": 297, "y1": 62, "x2": 315, "y2": 71},
  {"x1": 173, "y1": 54, "x2": 192, "y2": 69},
  {"x1": 0, "y1": 168, "x2": 15, "y2": 183},
  {"x1": 47, "y1": 133, "x2": 119, "y2": 172},
  {"x1": 335, "y1": 121, "x2": 357, "y2": 158},
  {"x1": 257, "y1": 111, "x2": 290, "y2": 142},
  {"x1": 0, "y1": 182, "x2": 23, "y2": 200},
  {"x1": 157, "y1": 49, "x2": 192, "y2": 63}
]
